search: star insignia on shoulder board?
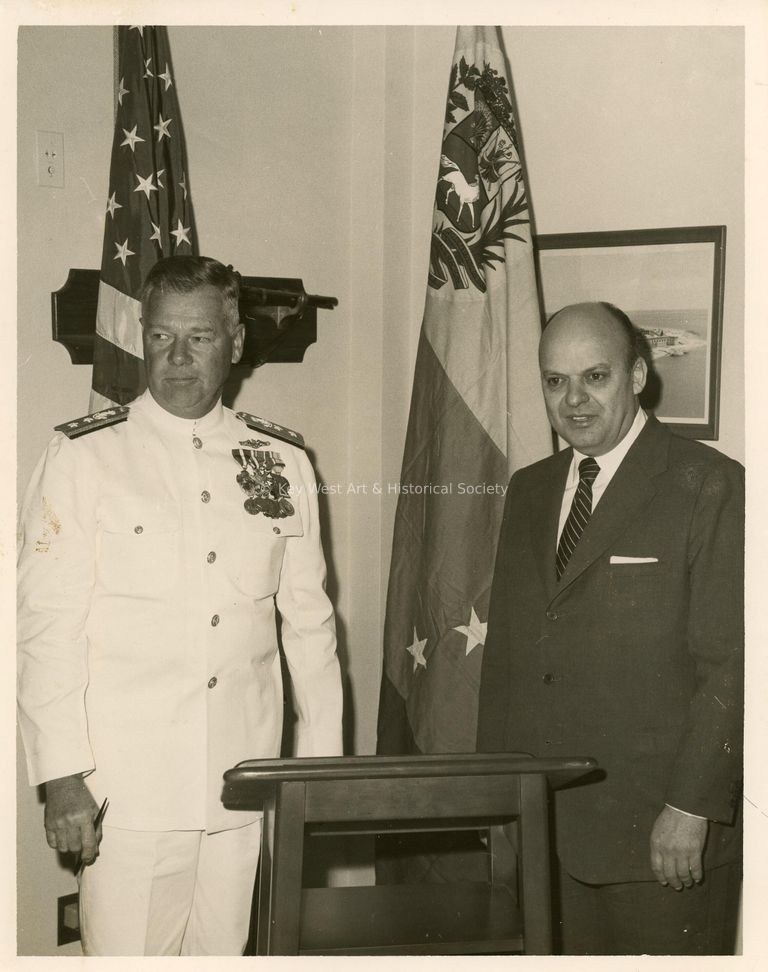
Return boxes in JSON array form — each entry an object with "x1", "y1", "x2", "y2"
[
  {"x1": 55, "y1": 406, "x2": 130, "y2": 439},
  {"x1": 236, "y1": 412, "x2": 305, "y2": 449}
]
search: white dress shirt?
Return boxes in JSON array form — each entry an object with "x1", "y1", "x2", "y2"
[{"x1": 557, "y1": 407, "x2": 647, "y2": 546}]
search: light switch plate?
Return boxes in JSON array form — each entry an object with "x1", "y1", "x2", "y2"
[{"x1": 36, "y1": 131, "x2": 64, "y2": 188}]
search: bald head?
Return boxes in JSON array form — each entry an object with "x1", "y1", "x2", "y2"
[
  {"x1": 538, "y1": 302, "x2": 647, "y2": 456},
  {"x1": 543, "y1": 302, "x2": 642, "y2": 369}
]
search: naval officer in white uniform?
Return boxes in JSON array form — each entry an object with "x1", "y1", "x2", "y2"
[{"x1": 17, "y1": 256, "x2": 343, "y2": 955}]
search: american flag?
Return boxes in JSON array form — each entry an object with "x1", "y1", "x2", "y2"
[{"x1": 90, "y1": 25, "x2": 197, "y2": 410}]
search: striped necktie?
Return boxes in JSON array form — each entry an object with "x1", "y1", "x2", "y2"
[{"x1": 556, "y1": 457, "x2": 600, "y2": 580}]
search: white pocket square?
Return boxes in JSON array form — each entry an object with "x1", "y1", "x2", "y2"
[{"x1": 610, "y1": 555, "x2": 659, "y2": 564}]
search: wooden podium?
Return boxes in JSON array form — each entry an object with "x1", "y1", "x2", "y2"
[{"x1": 223, "y1": 752, "x2": 597, "y2": 956}]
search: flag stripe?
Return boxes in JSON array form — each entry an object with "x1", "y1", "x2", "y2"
[
  {"x1": 89, "y1": 389, "x2": 119, "y2": 413},
  {"x1": 91, "y1": 334, "x2": 147, "y2": 405},
  {"x1": 381, "y1": 330, "x2": 507, "y2": 753},
  {"x1": 95, "y1": 281, "x2": 143, "y2": 357}
]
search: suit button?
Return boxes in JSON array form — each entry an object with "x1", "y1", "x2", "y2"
[
  {"x1": 546, "y1": 610, "x2": 558, "y2": 621},
  {"x1": 207, "y1": 551, "x2": 216, "y2": 564},
  {"x1": 211, "y1": 614, "x2": 220, "y2": 627},
  {"x1": 273, "y1": 526, "x2": 281, "y2": 534},
  {"x1": 201, "y1": 490, "x2": 211, "y2": 503},
  {"x1": 134, "y1": 525, "x2": 143, "y2": 534},
  {"x1": 542, "y1": 673, "x2": 555, "y2": 684},
  {"x1": 208, "y1": 676, "x2": 217, "y2": 689},
  {"x1": 193, "y1": 436, "x2": 203, "y2": 449}
]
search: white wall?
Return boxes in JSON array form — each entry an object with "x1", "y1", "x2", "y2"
[
  {"x1": 17, "y1": 27, "x2": 113, "y2": 957},
  {"x1": 16, "y1": 25, "x2": 744, "y2": 955}
]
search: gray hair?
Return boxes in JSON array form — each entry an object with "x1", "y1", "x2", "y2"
[{"x1": 140, "y1": 256, "x2": 241, "y2": 333}]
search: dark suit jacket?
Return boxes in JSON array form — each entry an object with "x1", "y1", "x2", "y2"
[{"x1": 477, "y1": 416, "x2": 743, "y2": 884}]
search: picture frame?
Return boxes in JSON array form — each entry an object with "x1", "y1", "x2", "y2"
[{"x1": 535, "y1": 226, "x2": 727, "y2": 440}]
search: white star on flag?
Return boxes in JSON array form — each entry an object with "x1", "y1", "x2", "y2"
[
  {"x1": 155, "y1": 168, "x2": 165, "y2": 188},
  {"x1": 154, "y1": 114, "x2": 172, "y2": 141},
  {"x1": 120, "y1": 125, "x2": 144, "y2": 151},
  {"x1": 453, "y1": 606, "x2": 487, "y2": 656},
  {"x1": 106, "y1": 192, "x2": 122, "y2": 218},
  {"x1": 144, "y1": 57, "x2": 154, "y2": 79},
  {"x1": 149, "y1": 222, "x2": 162, "y2": 243},
  {"x1": 134, "y1": 172, "x2": 158, "y2": 199},
  {"x1": 158, "y1": 64, "x2": 173, "y2": 90},
  {"x1": 179, "y1": 173, "x2": 188, "y2": 200},
  {"x1": 170, "y1": 218, "x2": 192, "y2": 247},
  {"x1": 116, "y1": 77, "x2": 129, "y2": 106},
  {"x1": 113, "y1": 238, "x2": 135, "y2": 265},
  {"x1": 405, "y1": 628, "x2": 428, "y2": 672}
]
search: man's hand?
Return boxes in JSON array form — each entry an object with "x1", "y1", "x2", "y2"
[
  {"x1": 649, "y1": 805, "x2": 708, "y2": 890},
  {"x1": 44, "y1": 774, "x2": 102, "y2": 866}
]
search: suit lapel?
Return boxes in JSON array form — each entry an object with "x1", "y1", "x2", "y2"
[
  {"x1": 554, "y1": 417, "x2": 671, "y2": 594},
  {"x1": 528, "y1": 447, "x2": 572, "y2": 599}
]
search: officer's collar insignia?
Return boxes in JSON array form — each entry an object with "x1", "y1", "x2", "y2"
[
  {"x1": 55, "y1": 406, "x2": 130, "y2": 439},
  {"x1": 236, "y1": 411, "x2": 305, "y2": 449},
  {"x1": 232, "y1": 446, "x2": 295, "y2": 519}
]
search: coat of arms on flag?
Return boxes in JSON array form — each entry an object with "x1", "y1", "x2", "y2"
[{"x1": 431, "y1": 57, "x2": 530, "y2": 293}]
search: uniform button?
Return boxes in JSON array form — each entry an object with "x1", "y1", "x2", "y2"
[
  {"x1": 208, "y1": 676, "x2": 217, "y2": 689},
  {"x1": 211, "y1": 614, "x2": 220, "y2": 627},
  {"x1": 207, "y1": 551, "x2": 217, "y2": 564},
  {"x1": 273, "y1": 526, "x2": 281, "y2": 535},
  {"x1": 542, "y1": 672, "x2": 555, "y2": 684},
  {"x1": 201, "y1": 490, "x2": 211, "y2": 503},
  {"x1": 134, "y1": 525, "x2": 143, "y2": 534},
  {"x1": 546, "y1": 610, "x2": 558, "y2": 621},
  {"x1": 193, "y1": 436, "x2": 203, "y2": 449}
]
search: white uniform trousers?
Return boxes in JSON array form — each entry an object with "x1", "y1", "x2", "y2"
[{"x1": 78, "y1": 821, "x2": 262, "y2": 955}]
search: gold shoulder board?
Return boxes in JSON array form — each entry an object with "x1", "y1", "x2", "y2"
[
  {"x1": 236, "y1": 411, "x2": 305, "y2": 449},
  {"x1": 54, "y1": 406, "x2": 130, "y2": 439}
]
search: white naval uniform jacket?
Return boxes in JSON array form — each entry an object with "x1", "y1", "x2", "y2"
[{"x1": 17, "y1": 391, "x2": 343, "y2": 833}]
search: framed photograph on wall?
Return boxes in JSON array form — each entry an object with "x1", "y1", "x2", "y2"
[{"x1": 535, "y1": 226, "x2": 726, "y2": 440}]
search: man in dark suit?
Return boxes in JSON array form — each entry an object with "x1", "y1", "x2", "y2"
[{"x1": 477, "y1": 301, "x2": 743, "y2": 954}]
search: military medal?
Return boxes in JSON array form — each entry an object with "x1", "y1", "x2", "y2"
[{"x1": 232, "y1": 441, "x2": 295, "y2": 519}]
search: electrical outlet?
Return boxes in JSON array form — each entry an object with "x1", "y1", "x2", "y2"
[
  {"x1": 36, "y1": 131, "x2": 64, "y2": 188},
  {"x1": 57, "y1": 892, "x2": 80, "y2": 945}
]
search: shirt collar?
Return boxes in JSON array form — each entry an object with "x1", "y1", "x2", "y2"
[
  {"x1": 568, "y1": 407, "x2": 647, "y2": 485},
  {"x1": 134, "y1": 388, "x2": 225, "y2": 435}
]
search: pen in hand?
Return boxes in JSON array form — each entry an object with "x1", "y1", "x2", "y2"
[{"x1": 76, "y1": 797, "x2": 109, "y2": 877}]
